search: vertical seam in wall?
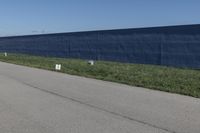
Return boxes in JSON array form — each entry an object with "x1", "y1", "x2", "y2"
[{"x1": 160, "y1": 34, "x2": 164, "y2": 65}]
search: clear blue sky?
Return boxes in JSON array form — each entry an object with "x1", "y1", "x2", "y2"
[{"x1": 0, "y1": 0, "x2": 200, "y2": 36}]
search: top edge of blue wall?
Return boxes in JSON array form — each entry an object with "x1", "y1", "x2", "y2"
[{"x1": 1, "y1": 24, "x2": 200, "y2": 39}]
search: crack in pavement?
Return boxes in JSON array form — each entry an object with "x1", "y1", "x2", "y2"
[{"x1": 0, "y1": 73, "x2": 176, "y2": 133}]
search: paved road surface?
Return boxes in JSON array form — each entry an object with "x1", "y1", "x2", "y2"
[{"x1": 0, "y1": 61, "x2": 200, "y2": 133}]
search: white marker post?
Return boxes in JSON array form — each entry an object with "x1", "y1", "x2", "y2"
[
  {"x1": 88, "y1": 60, "x2": 95, "y2": 66},
  {"x1": 55, "y1": 64, "x2": 62, "y2": 71},
  {"x1": 4, "y1": 52, "x2": 7, "y2": 57}
]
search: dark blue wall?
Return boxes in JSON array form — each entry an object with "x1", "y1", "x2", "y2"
[{"x1": 0, "y1": 24, "x2": 200, "y2": 68}]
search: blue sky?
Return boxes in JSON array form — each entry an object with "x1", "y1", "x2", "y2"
[{"x1": 0, "y1": 0, "x2": 200, "y2": 36}]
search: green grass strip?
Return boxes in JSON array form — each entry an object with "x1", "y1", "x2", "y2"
[{"x1": 0, "y1": 53, "x2": 200, "y2": 98}]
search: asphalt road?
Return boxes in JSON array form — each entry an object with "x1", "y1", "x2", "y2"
[{"x1": 0, "y1": 61, "x2": 200, "y2": 133}]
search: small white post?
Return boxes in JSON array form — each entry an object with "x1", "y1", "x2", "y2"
[
  {"x1": 88, "y1": 60, "x2": 95, "y2": 66},
  {"x1": 55, "y1": 64, "x2": 62, "y2": 71},
  {"x1": 4, "y1": 52, "x2": 7, "y2": 57}
]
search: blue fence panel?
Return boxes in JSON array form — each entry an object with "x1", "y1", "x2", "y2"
[{"x1": 0, "y1": 24, "x2": 200, "y2": 68}]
